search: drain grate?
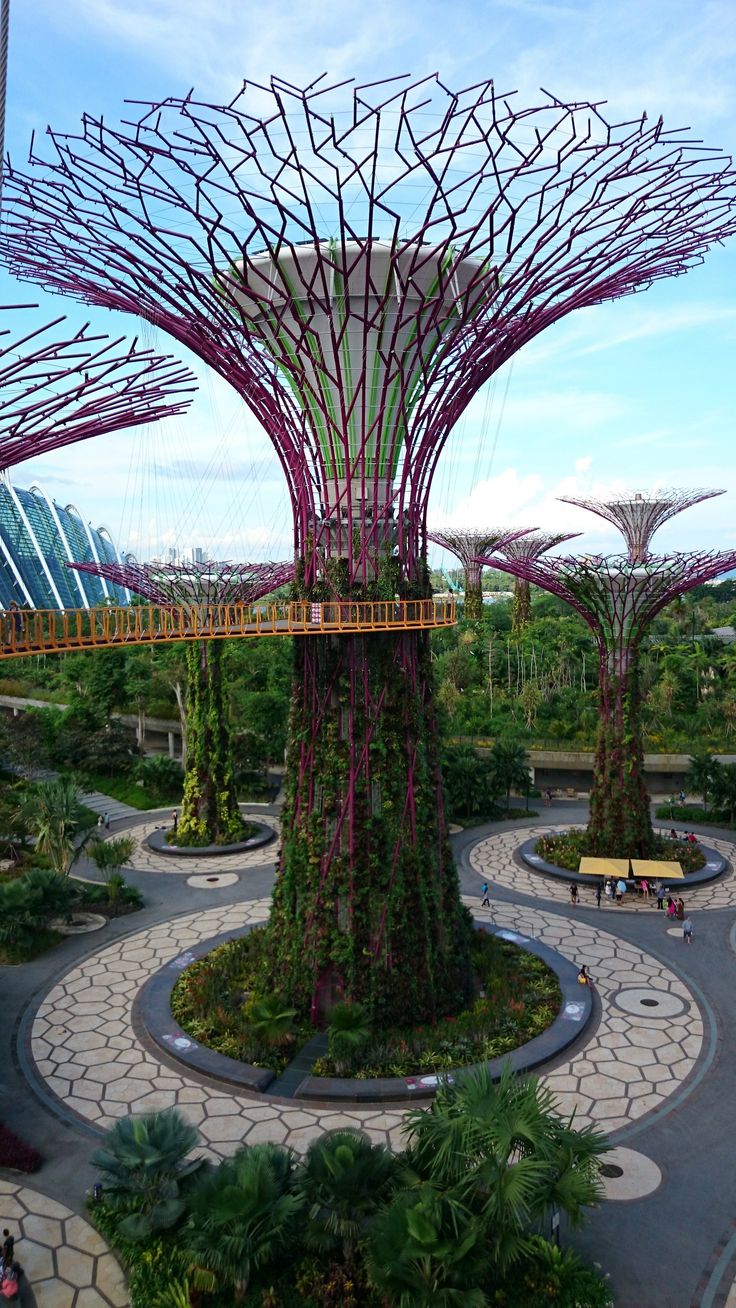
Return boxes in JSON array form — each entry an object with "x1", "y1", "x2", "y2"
[
  {"x1": 640, "y1": 998, "x2": 659, "y2": 1007},
  {"x1": 600, "y1": 1163, "x2": 624, "y2": 1178}
]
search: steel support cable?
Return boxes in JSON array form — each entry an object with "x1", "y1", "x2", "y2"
[{"x1": 0, "y1": 0, "x2": 9, "y2": 201}]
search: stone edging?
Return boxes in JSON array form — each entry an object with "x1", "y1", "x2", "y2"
[
  {"x1": 145, "y1": 821, "x2": 276, "y2": 859},
  {"x1": 518, "y1": 837, "x2": 728, "y2": 888},
  {"x1": 136, "y1": 921, "x2": 593, "y2": 1104}
]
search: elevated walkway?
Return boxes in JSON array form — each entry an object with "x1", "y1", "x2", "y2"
[{"x1": 0, "y1": 598, "x2": 456, "y2": 659}]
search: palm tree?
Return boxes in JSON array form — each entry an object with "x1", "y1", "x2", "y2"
[
  {"x1": 688, "y1": 752, "x2": 718, "y2": 811},
  {"x1": 185, "y1": 1142, "x2": 304, "y2": 1301},
  {"x1": 326, "y1": 1002, "x2": 372, "y2": 1075},
  {"x1": 402, "y1": 1065, "x2": 608, "y2": 1276},
  {"x1": 16, "y1": 778, "x2": 90, "y2": 876},
  {"x1": 365, "y1": 1185, "x2": 490, "y2": 1308},
  {"x1": 488, "y1": 741, "x2": 531, "y2": 814},
  {"x1": 298, "y1": 1129, "x2": 398, "y2": 1265},
  {"x1": 248, "y1": 994, "x2": 297, "y2": 1050},
  {"x1": 87, "y1": 834, "x2": 136, "y2": 878},
  {"x1": 92, "y1": 1109, "x2": 203, "y2": 1242},
  {"x1": 711, "y1": 762, "x2": 736, "y2": 826}
]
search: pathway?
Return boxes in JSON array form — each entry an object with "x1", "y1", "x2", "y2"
[{"x1": 0, "y1": 1180, "x2": 127, "y2": 1308}]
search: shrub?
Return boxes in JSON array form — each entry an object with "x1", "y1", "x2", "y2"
[
  {"x1": 134, "y1": 755, "x2": 184, "y2": 801},
  {"x1": 0, "y1": 1122, "x2": 42, "y2": 1172}
]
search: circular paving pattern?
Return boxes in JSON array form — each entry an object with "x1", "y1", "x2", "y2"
[
  {"x1": 186, "y1": 873, "x2": 239, "y2": 889},
  {"x1": 0, "y1": 1180, "x2": 127, "y2": 1307},
  {"x1": 598, "y1": 1146, "x2": 662, "y2": 1201},
  {"x1": 27, "y1": 898, "x2": 703, "y2": 1157},
  {"x1": 612, "y1": 988, "x2": 687, "y2": 1018},
  {"x1": 108, "y1": 814, "x2": 280, "y2": 875},
  {"x1": 469, "y1": 825, "x2": 736, "y2": 911}
]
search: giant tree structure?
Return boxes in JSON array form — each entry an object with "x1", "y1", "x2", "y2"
[
  {"x1": 428, "y1": 529, "x2": 529, "y2": 619},
  {"x1": 481, "y1": 546, "x2": 736, "y2": 855},
  {"x1": 558, "y1": 488, "x2": 724, "y2": 563},
  {"x1": 3, "y1": 76, "x2": 736, "y2": 1022},
  {"x1": 498, "y1": 532, "x2": 582, "y2": 631},
  {"x1": 1, "y1": 309, "x2": 195, "y2": 472},
  {"x1": 72, "y1": 559, "x2": 293, "y2": 846}
]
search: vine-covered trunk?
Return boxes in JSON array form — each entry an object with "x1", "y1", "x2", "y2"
[
  {"x1": 267, "y1": 628, "x2": 473, "y2": 1027},
  {"x1": 587, "y1": 653, "x2": 654, "y2": 857},
  {"x1": 178, "y1": 640, "x2": 242, "y2": 845},
  {"x1": 464, "y1": 580, "x2": 483, "y2": 621},
  {"x1": 512, "y1": 578, "x2": 532, "y2": 632}
]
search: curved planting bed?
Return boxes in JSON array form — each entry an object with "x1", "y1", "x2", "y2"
[
  {"x1": 145, "y1": 820, "x2": 275, "y2": 858},
  {"x1": 520, "y1": 831, "x2": 727, "y2": 888},
  {"x1": 137, "y1": 923, "x2": 592, "y2": 1103}
]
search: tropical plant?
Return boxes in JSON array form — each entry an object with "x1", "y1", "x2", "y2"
[
  {"x1": 326, "y1": 1002, "x2": 372, "y2": 1075},
  {"x1": 494, "y1": 1235, "x2": 614, "y2": 1307},
  {"x1": 248, "y1": 994, "x2": 298, "y2": 1049},
  {"x1": 441, "y1": 745, "x2": 496, "y2": 821},
  {"x1": 365, "y1": 1185, "x2": 490, "y2": 1307},
  {"x1": 298, "y1": 1129, "x2": 399, "y2": 1264},
  {"x1": 0, "y1": 878, "x2": 44, "y2": 949},
  {"x1": 134, "y1": 754, "x2": 184, "y2": 801},
  {"x1": 710, "y1": 761, "x2": 736, "y2": 825},
  {"x1": 185, "y1": 1142, "x2": 304, "y2": 1301},
  {"x1": 92, "y1": 1109, "x2": 203, "y2": 1242},
  {"x1": 151, "y1": 1279, "x2": 192, "y2": 1308},
  {"x1": 402, "y1": 1064, "x2": 608, "y2": 1275},
  {"x1": 22, "y1": 866, "x2": 79, "y2": 917},
  {"x1": 87, "y1": 834, "x2": 136, "y2": 878},
  {"x1": 15, "y1": 777, "x2": 91, "y2": 875},
  {"x1": 487, "y1": 740, "x2": 530, "y2": 812},
  {"x1": 688, "y1": 752, "x2": 718, "y2": 810}
]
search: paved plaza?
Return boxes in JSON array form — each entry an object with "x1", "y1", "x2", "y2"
[{"x1": 3, "y1": 805, "x2": 736, "y2": 1306}]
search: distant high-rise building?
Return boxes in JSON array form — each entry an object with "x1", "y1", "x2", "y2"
[{"x1": 0, "y1": 477, "x2": 128, "y2": 610}]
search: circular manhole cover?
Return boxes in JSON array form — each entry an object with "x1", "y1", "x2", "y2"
[
  {"x1": 640, "y1": 998, "x2": 659, "y2": 1007},
  {"x1": 600, "y1": 1163, "x2": 624, "y2": 1178}
]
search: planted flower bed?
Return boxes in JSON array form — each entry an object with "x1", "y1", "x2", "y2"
[
  {"x1": 165, "y1": 817, "x2": 260, "y2": 849},
  {"x1": 535, "y1": 828, "x2": 706, "y2": 874},
  {"x1": 170, "y1": 927, "x2": 561, "y2": 1080}
]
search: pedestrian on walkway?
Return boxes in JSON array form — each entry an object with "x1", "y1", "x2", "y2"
[
  {"x1": 569, "y1": 882, "x2": 579, "y2": 906},
  {"x1": 172, "y1": 809, "x2": 178, "y2": 832},
  {"x1": 666, "y1": 896, "x2": 677, "y2": 919},
  {"x1": 595, "y1": 882, "x2": 602, "y2": 908},
  {"x1": 1, "y1": 1235, "x2": 12, "y2": 1268},
  {"x1": 481, "y1": 882, "x2": 491, "y2": 907},
  {"x1": 656, "y1": 881, "x2": 665, "y2": 910},
  {"x1": 616, "y1": 878, "x2": 627, "y2": 904},
  {"x1": 604, "y1": 878, "x2": 612, "y2": 903},
  {"x1": 676, "y1": 897, "x2": 685, "y2": 921},
  {"x1": 96, "y1": 814, "x2": 104, "y2": 830},
  {"x1": 577, "y1": 964, "x2": 591, "y2": 985},
  {"x1": 104, "y1": 811, "x2": 110, "y2": 830},
  {"x1": 683, "y1": 916, "x2": 694, "y2": 944}
]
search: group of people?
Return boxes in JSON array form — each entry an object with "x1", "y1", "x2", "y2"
[
  {"x1": 667, "y1": 828, "x2": 699, "y2": 844},
  {"x1": 0, "y1": 1229, "x2": 20, "y2": 1300}
]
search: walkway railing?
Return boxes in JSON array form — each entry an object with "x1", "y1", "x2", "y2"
[{"x1": 0, "y1": 598, "x2": 457, "y2": 659}]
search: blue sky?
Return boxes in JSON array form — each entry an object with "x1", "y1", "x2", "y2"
[{"x1": 2, "y1": 0, "x2": 735, "y2": 566}]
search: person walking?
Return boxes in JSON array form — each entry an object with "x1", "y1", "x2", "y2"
[
  {"x1": 616, "y1": 878, "x2": 627, "y2": 905},
  {"x1": 481, "y1": 882, "x2": 491, "y2": 908},
  {"x1": 656, "y1": 881, "x2": 665, "y2": 911},
  {"x1": 604, "y1": 878, "x2": 613, "y2": 903},
  {"x1": 683, "y1": 916, "x2": 694, "y2": 945},
  {"x1": 172, "y1": 809, "x2": 178, "y2": 832},
  {"x1": 103, "y1": 811, "x2": 110, "y2": 830},
  {"x1": 595, "y1": 882, "x2": 602, "y2": 908},
  {"x1": 577, "y1": 964, "x2": 591, "y2": 985},
  {"x1": 96, "y1": 814, "x2": 104, "y2": 830},
  {"x1": 1, "y1": 1234, "x2": 13, "y2": 1268},
  {"x1": 569, "y1": 882, "x2": 579, "y2": 906}
]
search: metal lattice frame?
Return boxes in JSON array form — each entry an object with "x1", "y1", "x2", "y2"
[
  {"x1": 69, "y1": 559, "x2": 295, "y2": 606},
  {"x1": 499, "y1": 529, "x2": 583, "y2": 629},
  {"x1": 2, "y1": 77, "x2": 736, "y2": 581},
  {"x1": 479, "y1": 547, "x2": 736, "y2": 853},
  {"x1": 428, "y1": 527, "x2": 529, "y2": 616},
  {"x1": 0, "y1": 309, "x2": 196, "y2": 470},
  {"x1": 6, "y1": 74, "x2": 736, "y2": 1017},
  {"x1": 558, "y1": 489, "x2": 725, "y2": 562}
]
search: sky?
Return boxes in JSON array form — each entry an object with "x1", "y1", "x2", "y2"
[{"x1": 2, "y1": 0, "x2": 735, "y2": 567}]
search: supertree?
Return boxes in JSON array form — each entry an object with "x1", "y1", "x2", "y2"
[
  {"x1": 3, "y1": 77, "x2": 736, "y2": 1023},
  {"x1": 479, "y1": 547, "x2": 736, "y2": 855},
  {"x1": 558, "y1": 489, "x2": 725, "y2": 563},
  {"x1": 71, "y1": 559, "x2": 293, "y2": 846},
  {"x1": 0, "y1": 309, "x2": 195, "y2": 472},
  {"x1": 428, "y1": 529, "x2": 530, "y2": 619},
  {"x1": 498, "y1": 531, "x2": 582, "y2": 631}
]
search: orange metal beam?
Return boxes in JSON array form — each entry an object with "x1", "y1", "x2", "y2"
[{"x1": 0, "y1": 598, "x2": 457, "y2": 660}]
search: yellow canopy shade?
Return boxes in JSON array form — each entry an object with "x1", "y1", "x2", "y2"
[
  {"x1": 578, "y1": 857, "x2": 631, "y2": 877},
  {"x1": 630, "y1": 859, "x2": 684, "y2": 880}
]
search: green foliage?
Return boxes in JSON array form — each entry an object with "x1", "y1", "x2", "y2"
[
  {"x1": 134, "y1": 754, "x2": 184, "y2": 801},
  {"x1": 15, "y1": 776, "x2": 92, "y2": 875},
  {"x1": 441, "y1": 745, "x2": 499, "y2": 821},
  {"x1": 493, "y1": 1236, "x2": 614, "y2": 1307},
  {"x1": 92, "y1": 1108, "x2": 204, "y2": 1243},
  {"x1": 87, "y1": 835, "x2": 136, "y2": 877},
  {"x1": 403, "y1": 1064, "x2": 608, "y2": 1276},
  {"x1": 177, "y1": 640, "x2": 243, "y2": 846},
  {"x1": 298, "y1": 1130, "x2": 399, "y2": 1262},
  {"x1": 326, "y1": 1002, "x2": 372, "y2": 1074},
  {"x1": 247, "y1": 995, "x2": 298, "y2": 1048},
  {"x1": 185, "y1": 1143, "x2": 304, "y2": 1299},
  {"x1": 365, "y1": 1186, "x2": 490, "y2": 1307}
]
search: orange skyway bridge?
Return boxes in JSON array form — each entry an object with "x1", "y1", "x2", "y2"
[{"x1": 0, "y1": 598, "x2": 457, "y2": 659}]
